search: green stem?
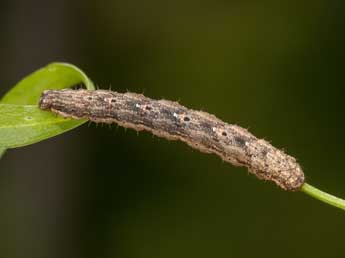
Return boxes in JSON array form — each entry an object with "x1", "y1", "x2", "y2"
[{"x1": 301, "y1": 183, "x2": 345, "y2": 211}]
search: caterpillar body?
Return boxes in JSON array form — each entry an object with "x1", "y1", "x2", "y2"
[{"x1": 39, "y1": 89, "x2": 305, "y2": 191}]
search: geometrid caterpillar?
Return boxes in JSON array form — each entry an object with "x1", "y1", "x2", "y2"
[{"x1": 39, "y1": 89, "x2": 305, "y2": 191}]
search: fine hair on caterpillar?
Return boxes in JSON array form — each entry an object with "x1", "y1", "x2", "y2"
[{"x1": 39, "y1": 89, "x2": 305, "y2": 191}]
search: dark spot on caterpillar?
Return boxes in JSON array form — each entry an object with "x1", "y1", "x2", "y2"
[
  {"x1": 111, "y1": 98, "x2": 116, "y2": 103},
  {"x1": 159, "y1": 108, "x2": 182, "y2": 129},
  {"x1": 184, "y1": 116, "x2": 190, "y2": 121},
  {"x1": 261, "y1": 149, "x2": 268, "y2": 156},
  {"x1": 199, "y1": 121, "x2": 213, "y2": 134},
  {"x1": 222, "y1": 131, "x2": 227, "y2": 136},
  {"x1": 234, "y1": 136, "x2": 246, "y2": 147},
  {"x1": 145, "y1": 106, "x2": 152, "y2": 110},
  {"x1": 161, "y1": 108, "x2": 176, "y2": 120},
  {"x1": 128, "y1": 100, "x2": 139, "y2": 110},
  {"x1": 87, "y1": 96, "x2": 92, "y2": 100},
  {"x1": 212, "y1": 137, "x2": 220, "y2": 142}
]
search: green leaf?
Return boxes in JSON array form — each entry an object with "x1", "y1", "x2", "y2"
[
  {"x1": 1, "y1": 62, "x2": 94, "y2": 104},
  {"x1": 0, "y1": 104, "x2": 84, "y2": 148},
  {"x1": 0, "y1": 62, "x2": 95, "y2": 150}
]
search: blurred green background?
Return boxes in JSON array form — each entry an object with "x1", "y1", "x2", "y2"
[{"x1": 1, "y1": 0, "x2": 345, "y2": 257}]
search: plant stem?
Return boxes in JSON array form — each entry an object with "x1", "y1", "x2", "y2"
[{"x1": 301, "y1": 183, "x2": 345, "y2": 211}]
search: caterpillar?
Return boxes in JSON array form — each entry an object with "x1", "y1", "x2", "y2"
[{"x1": 39, "y1": 89, "x2": 305, "y2": 191}]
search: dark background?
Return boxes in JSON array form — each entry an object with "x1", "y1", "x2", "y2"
[{"x1": 1, "y1": 1, "x2": 345, "y2": 257}]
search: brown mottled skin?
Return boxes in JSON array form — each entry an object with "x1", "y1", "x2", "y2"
[{"x1": 39, "y1": 89, "x2": 305, "y2": 191}]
